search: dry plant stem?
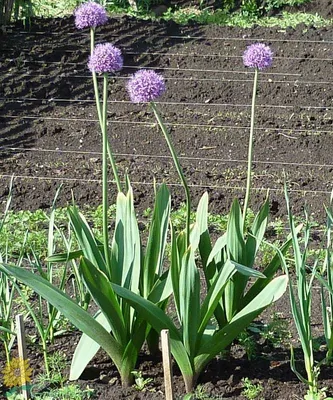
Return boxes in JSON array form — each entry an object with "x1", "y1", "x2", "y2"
[
  {"x1": 90, "y1": 28, "x2": 122, "y2": 193},
  {"x1": 242, "y1": 68, "x2": 259, "y2": 227},
  {"x1": 150, "y1": 101, "x2": 191, "y2": 248}
]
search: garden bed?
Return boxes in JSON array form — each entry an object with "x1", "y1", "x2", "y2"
[
  {"x1": 0, "y1": 11, "x2": 333, "y2": 221},
  {"x1": 1, "y1": 4, "x2": 333, "y2": 399}
]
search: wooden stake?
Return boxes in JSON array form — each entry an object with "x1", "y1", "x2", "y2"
[
  {"x1": 161, "y1": 329, "x2": 174, "y2": 400},
  {"x1": 16, "y1": 314, "x2": 30, "y2": 400}
]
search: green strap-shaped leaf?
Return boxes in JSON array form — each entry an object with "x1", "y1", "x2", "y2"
[
  {"x1": 179, "y1": 247, "x2": 200, "y2": 357},
  {"x1": 244, "y1": 232, "x2": 256, "y2": 268},
  {"x1": 112, "y1": 283, "x2": 193, "y2": 380},
  {"x1": 121, "y1": 318, "x2": 147, "y2": 383},
  {"x1": 79, "y1": 257, "x2": 126, "y2": 345},
  {"x1": 195, "y1": 275, "x2": 288, "y2": 374},
  {"x1": 171, "y1": 224, "x2": 181, "y2": 320},
  {"x1": 241, "y1": 231, "x2": 297, "y2": 308},
  {"x1": 148, "y1": 270, "x2": 173, "y2": 304},
  {"x1": 111, "y1": 189, "x2": 141, "y2": 292},
  {"x1": 198, "y1": 259, "x2": 236, "y2": 337},
  {"x1": 68, "y1": 207, "x2": 108, "y2": 278},
  {"x1": 230, "y1": 260, "x2": 265, "y2": 278},
  {"x1": 111, "y1": 189, "x2": 142, "y2": 330},
  {"x1": 206, "y1": 234, "x2": 227, "y2": 270},
  {"x1": 47, "y1": 249, "x2": 85, "y2": 263},
  {"x1": 251, "y1": 199, "x2": 269, "y2": 253},
  {"x1": 0, "y1": 263, "x2": 123, "y2": 372},
  {"x1": 143, "y1": 183, "x2": 171, "y2": 298},
  {"x1": 197, "y1": 194, "x2": 212, "y2": 262},
  {"x1": 226, "y1": 199, "x2": 246, "y2": 263},
  {"x1": 70, "y1": 311, "x2": 111, "y2": 380}
]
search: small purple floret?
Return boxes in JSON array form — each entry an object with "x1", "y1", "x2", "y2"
[
  {"x1": 88, "y1": 43, "x2": 123, "y2": 74},
  {"x1": 127, "y1": 70, "x2": 166, "y2": 103},
  {"x1": 74, "y1": 1, "x2": 108, "y2": 30},
  {"x1": 243, "y1": 43, "x2": 273, "y2": 70}
]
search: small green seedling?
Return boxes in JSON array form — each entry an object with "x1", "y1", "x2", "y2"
[
  {"x1": 241, "y1": 377, "x2": 264, "y2": 400},
  {"x1": 131, "y1": 370, "x2": 153, "y2": 391}
]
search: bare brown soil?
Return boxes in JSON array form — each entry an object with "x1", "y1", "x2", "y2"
[{"x1": 1, "y1": 2, "x2": 333, "y2": 398}]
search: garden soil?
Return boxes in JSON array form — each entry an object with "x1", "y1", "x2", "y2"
[{"x1": 1, "y1": 1, "x2": 333, "y2": 398}]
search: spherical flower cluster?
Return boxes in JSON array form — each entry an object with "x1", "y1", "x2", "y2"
[
  {"x1": 74, "y1": 1, "x2": 108, "y2": 30},
  {"x1": 127, "y1": 70, "x2": 166, "y2": 103},
  {"x1": 88, "y1": 43, "x2": 123, "y2": 74},
  {"x1": 243, "y1": 43, "x2": 273, "y2": 70}
]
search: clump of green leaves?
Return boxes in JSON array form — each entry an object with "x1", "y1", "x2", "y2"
[
  {"x1": 241, "y1": 377, "x2": 264, "y2": 400},
  {"x1": 260, "y1": 312, "x2": 291, "y2": 348},
  {"x1": 131, "y1": 370, "x2": 153, "y2": 391},
  {"x1": 238, "y1": 330, "x2": 258, "y2": 360}
]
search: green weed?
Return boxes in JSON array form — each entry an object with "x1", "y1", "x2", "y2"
[{"x1": 241, "y1": 377, "x2": 264, "y2": 400}]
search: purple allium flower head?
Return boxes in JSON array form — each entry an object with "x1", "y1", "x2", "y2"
[
  {"x1": 243, "y1": 43, "x2": 273, "y2": 70},
  {"x1": 74, "y1": 1, "x2": 108, "y2": 30},
  {"x1": 88, "y1": 43, "x2": 123, "y2": 74},
  {"x1": 127, "y1": 70, "x2": 166, "y2": 103}
]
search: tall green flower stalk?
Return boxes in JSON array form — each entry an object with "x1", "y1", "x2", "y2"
[
  {"x1": 242, "y1": 43, "x2": 273, "y2": 227},
  {"x1": 75, "y1": 1, "x2": 122, "y2": 193},
  {"x1": 127, "y1": 70, "x2": 191, "y2": 248},
  {"x1": 150, "y1": 102, "x2": 191, "y2": 247},
  {"x1": 87, "y1": 42, "x2": 124, "y2": 268},
  {"x1": 242, "y1": 67, "x2": 258, "y2": 225}
]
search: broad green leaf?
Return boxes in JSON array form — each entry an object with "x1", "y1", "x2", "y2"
[
  {"x1": 143, "y1": 183, "x2": 170, "y2": 297},
  {"x1": 227, "y1": 199, "x2": 246, "y2": 263},
  {"x1": 224, "y1": 200, "x2": 248, "y2": 321},
  {"x1": 111, "y1": 188, "x2": 141, "y2": 292},
  {"x1": 206, "y1": 234, "x2": 227, "y2": 269},
  {"x1": 0, "y1": 263, "x2": 123, "y2": 371},
  {"x1": 148, "y1": 270, "x2": 172, "y2": 304},
  {"x1": 241, "y1": 226, "x2": 301, "y2": 307},
  {"x1": 195, "y1": 275, "x2": 288, "y2": 373},
  {"x1": 111, "y1": 188, "x2": 142, "y2": 330},
  {"x1": 79, "y1": 257, "x2": 125, "y2": 345},
  {"x1": 177, "y1": 230, "x2": 187, "y2": 260},
  {"x1": 251, "y1": 199, "x2": 269, "y2": 253},
  {"x1": 190, "y1": 192, "x2": 209, "y2": 251},
  {"x1": 68, "y1": 207, "x2": 108, "y2": 278},
  {"x1": 112, "y1": 283, "x2": 193, "y2": 379},
  {"x1": 47, "y1": 250, "x2": 85, "y2": 263},
  {"x1": 121, "y1": 318, "x2": 147, "y2": 381},
  {"x1": 180, "y1": 247, "x2": 200, "y2": 357},
  {"x1": 70, "y1": 311, "x2": 111, "y2": 380},
  {"x1": 244, "y1": 232, "x2": 256, "y2": 268},
  {"x1": 196, "y1": 193, "x2": 212, "y2": 271},
  {"x1": 171, "y1": 224, "x2": 181, "y2": 320},
  {"x1": 231, "y1": 260, "x2": 265, "y2": 278},
  {"x1": 198, "y1": 259, "x2": 236, "y2": 336}
]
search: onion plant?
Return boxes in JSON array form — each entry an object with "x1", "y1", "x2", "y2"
[
  {"x1": 0, "y1": 2, "x2": 172, "y2": 387},
  {"x1": 0, "y1": 182, "x2": 172, "y2": 387},
  {"x1": 0, "y1": 178, "x2": 18, "y2": 364},
  {"x1": 278, "y1": 186, "x2": 329, "y2": 400},
  {"x1": 116, "y1": 63, "x2": 289, "y2": 391},
  {"x1": 114, "y1": 193, "x2": 288, "y2": 392},
  {"x1": 318, "y1": 195, "x2": 333, "y2": 364},
  {"x1": 0, "y1": 10, "x2": 289, "y2": 394},
  {"x1": 0, "y1": 271, "x2": 17, "y2": 365},
  {"x1": 16, "y1": 200, "x2": 71, "y2": 376},
  {"x1": 215, "y1": 43, "x2": 278, "y2": 327}
]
